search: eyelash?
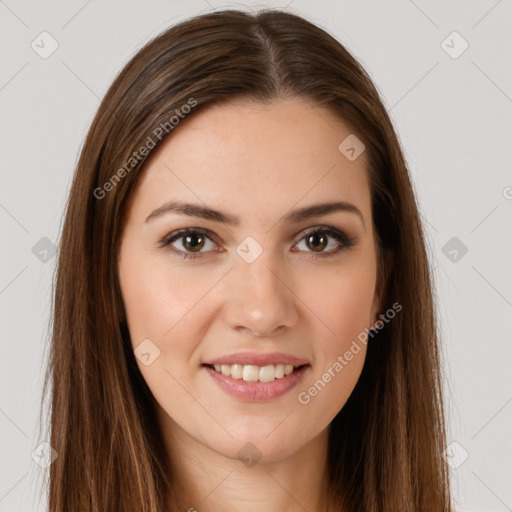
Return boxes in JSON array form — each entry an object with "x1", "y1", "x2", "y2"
[{"x1": 159, "y1": 226, "x2": 356, "y2": 260}]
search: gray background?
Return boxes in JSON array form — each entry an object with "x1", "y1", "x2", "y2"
[{"x1": 1, "y1": 1, "x2": 511, "y2": 510}]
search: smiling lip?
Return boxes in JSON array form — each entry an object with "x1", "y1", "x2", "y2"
[
  {"x1": 203, "y1": 352, "x2": 309, "y2": 366},
  {"x1": 203, "y1": 364, "x2": 309, "y2": 401},
  {"x1": 202, "y1": 352, "x2": 310, "y2": 402}
]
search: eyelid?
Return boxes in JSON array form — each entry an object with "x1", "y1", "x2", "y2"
[
  {"x1": 160, "y1": 224, "x2": 356, "y2": 259},
  {"x1": 293, "y1": 225, "x2": 346, "y2": 242},
  {"x1": 291, "y1": 225, "x2": 356, "y2": 255},
  {"x1": 160, "y1": 227, "x2": 221, "y2": 246}
]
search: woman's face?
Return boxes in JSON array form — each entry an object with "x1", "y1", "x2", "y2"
[{"x1": 118, "y1": 97, "x2": 381, "y2": 462}]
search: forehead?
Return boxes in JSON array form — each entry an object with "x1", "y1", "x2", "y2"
[{"x1": 128, "y1": 97, "x2": 371, "y2": 225}]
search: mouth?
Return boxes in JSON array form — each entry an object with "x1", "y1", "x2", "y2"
[
  {"x1": 202, "y1": 363, "x2": 309, "y2": 383},
  {"x1": 202, "y1": 362, "x2": 310, "y2": 401}
]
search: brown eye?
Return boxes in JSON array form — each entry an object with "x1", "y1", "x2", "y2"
[
  {"x1": 305, "y1": 233, "x2": 328, "y2": 252},
  {"x1": 182, "y1": 233, "x2": 205, "y2": 252},
  {"x1": 162, "y1": 228, "x2": 218, "y2": 259},
  {"x1": 293, "y1": 227, "x2": 355, "y2": 257}
]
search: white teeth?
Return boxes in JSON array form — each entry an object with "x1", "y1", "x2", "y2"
[
  {"x1": 230, "y1": 364, "x2": 243, "y2": 379},
  {"x1": 242, "y1": 365, "x2": 260, "y2": 381},
  {"x1": 259, "y1": 365, "x2": 276, "y2": 383},
  {"x1": 209, "y1": 363, "x2": 301, "y2": 381}
]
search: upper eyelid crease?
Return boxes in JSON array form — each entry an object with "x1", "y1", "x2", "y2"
[
  {"x1": 145, "y1": 200, "x2": 366, "y2": 231},
  {"x1": 162, "y1": 225, "x2": 349, "y2": 242},
  {"x1": 161, "y1": 226, "x2": 355, "y2": 255}
]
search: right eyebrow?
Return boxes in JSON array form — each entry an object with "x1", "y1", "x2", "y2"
[{"x1": 145, "y1": 199, "x2": 365, "y2": 230}]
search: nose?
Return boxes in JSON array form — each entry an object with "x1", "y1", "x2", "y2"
[{"x1": 221, "y1": 250, "x2": 299, "y2": 338}]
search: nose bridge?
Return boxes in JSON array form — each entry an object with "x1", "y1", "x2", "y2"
[{"x1": 222, "y1": 242, "x2": 298, "y2": 336}]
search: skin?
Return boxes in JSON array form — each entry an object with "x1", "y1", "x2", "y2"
[{"x1": 118, "y1": 96, "x2": 383, "y2": 512}]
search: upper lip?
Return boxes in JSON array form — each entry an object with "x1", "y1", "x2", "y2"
[{"x1": 203, "y1": 352, "x2": 309, "y2": 367}]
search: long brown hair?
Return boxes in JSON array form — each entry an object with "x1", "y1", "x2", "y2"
[{"x1": 39, "y1": 9, "x2": 453, "y2": 511}]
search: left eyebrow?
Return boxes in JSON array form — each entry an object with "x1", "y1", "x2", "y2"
[
  {"x1": 285, "y1": 201, "x2": 365, "y2": 229},
  {"x1": 145, "y1": 200, "x2": 365, "y2": 229}
]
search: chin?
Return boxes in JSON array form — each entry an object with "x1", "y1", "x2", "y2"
[{"x1": 207, "y1": 432, "x2": 306, "y2": 466}]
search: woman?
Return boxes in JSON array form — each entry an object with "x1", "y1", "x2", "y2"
[{"x1": 41, "y1": 8, "x2": 453, "y2": 511}]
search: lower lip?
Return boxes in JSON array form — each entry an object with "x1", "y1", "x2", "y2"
[{"x1": 203, "y1": 365, "x2": 309, "y2": 402}]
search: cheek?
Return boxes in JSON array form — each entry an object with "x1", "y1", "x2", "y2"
[
  {"x1": 119, "y1": 250, "x2": 212, "y2": 347},
  {"x1": 298, "y1": 258, "x2": 377, "y2": 344},
  {"x1": 298, "y1": 345, "x2": 367, "y2": 423},
  {"x1": 118, "y1": 253, "x2": 210, "y2": 406},
  {"x1": 293, "y1": 261, "x2": 375, "y2": 416}
]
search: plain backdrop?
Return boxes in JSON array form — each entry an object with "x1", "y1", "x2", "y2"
[{"x1": 0, "y1": 1, "x2": 511, "y2": 510}]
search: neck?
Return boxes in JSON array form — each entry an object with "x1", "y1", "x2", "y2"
[{"x1": 158, "y1": 409, "x2": 339, "y2": 512}]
